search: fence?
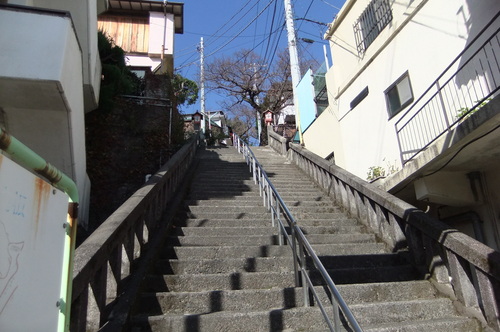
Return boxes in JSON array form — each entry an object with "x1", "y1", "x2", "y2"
[
  {"x1": 396, "y1": 16, "x2": 500, "y2": 164},
  {"x1": 70, "y1": 135, "x2": 199, "y2": 332},
  {"x1": 284, "y1": 142, "x2": 500, "y2": 330}
]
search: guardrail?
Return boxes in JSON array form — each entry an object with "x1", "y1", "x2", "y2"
[
  {"x1": 287, "y1": 142, "x2": 500, "y2": 331},
  {"x1": 232, "y1": 134, "x2": 363, "y2": 332},
  {"x1": 395, "y1": 15, "x2": 500, "y2": 164},
  {"x1": 71, "y1": 134, "x2": 200, "y2": 332}
]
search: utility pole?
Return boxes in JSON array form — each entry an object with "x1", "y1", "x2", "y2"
[
  {"x1": 284, "y1": 0, "x2": 304, "y2": 144},
  {"x1": 199, "y1": 37, "x2": 206, "y2": 134},
  {"x1": 252, "y1": 63, "x2": 262, "y2": 145}
]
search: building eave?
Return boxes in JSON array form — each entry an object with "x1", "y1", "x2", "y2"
[{"x1": 104, "y1": 0, "x2": 184, "y2": 33}]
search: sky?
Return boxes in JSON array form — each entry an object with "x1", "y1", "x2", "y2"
[{"x1": 172, "y1": 0, "x2": 347, "y2": 115}]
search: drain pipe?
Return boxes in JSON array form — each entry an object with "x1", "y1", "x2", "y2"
[
  {"x1": 0, "y1": 127, "x2": 79, "y2": 203},
  {"x1": 0, "y1": 127, "x2": 79, "y2": 332}
]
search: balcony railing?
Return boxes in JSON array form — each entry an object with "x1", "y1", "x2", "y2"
[
  {"x1": 313, "y1": 62, "x2": 329, "y2": 116},
  {"x1": 395, "y1": 15, "x2": 500, "y2": 164}
]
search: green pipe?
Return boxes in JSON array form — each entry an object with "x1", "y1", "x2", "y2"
[
  {"x1": 0, "y1": 127, "x2": 79, "y2": 203},
  {"x1": 0, "y1": 127, "x2": 79, "y2": 332}
]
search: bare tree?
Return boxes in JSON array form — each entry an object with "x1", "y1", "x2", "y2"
[
  {"x1": 206, "y1": 49, "x2": 294, "y2": 145},
  {"x1": 226, "y1": 104, "x2": 257, "y2": 144}
]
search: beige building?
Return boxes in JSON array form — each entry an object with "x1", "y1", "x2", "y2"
[{"x1": 302, "y1": 0, "x2": 500, "y2": 249}]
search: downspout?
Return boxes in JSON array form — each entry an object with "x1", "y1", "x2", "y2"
[
  {"x1": 0, "y1": 127, "x2": 78, "y2": 332},
  {"x1": 161, "y1": 0, "x2": 168, "y2": 63}
]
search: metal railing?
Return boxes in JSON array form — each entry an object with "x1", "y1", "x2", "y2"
[
  {"x1": 70, "y1": 134, "x2": 200, "y2": 332},
  {"x1": 232, "y1": 134, "x2": 363, "y2": 332},
  {"x1": 286, "y1": 142, "x2": 500, "y2": 331},
  {"x1": 396, "y1": 15, "x2": 500, "y2": 164}
]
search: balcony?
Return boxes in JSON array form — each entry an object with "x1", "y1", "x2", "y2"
[
  {"x1": 395, "y1": 19, "x2": 500, "y2": 165},
  {"x1": 0, "y1": 5, "x2": 83, "y2": 113}
]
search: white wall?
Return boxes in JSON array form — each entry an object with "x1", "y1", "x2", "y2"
[
  {"x1": 149, "y1": 11, "x2": 175, "y2": 56},
  {"x1": 0, "y1": 7, "x2": 91, "y2": 227},
  {"x1": 306, "y1": 0, "x2": 500, "y2": 179},
  {"x1": 29, "y1": 0, "x2": 101, "y2": 111},
  {"x1": 126, "y1": 55, "x2": 162, "y2": 71}
]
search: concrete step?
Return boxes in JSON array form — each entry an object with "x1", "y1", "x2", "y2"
[
  {"x1": 142, "y1": 271, "x2": 297, "y2": 292},
  {"x1": 349, "y1": 298, "x2": 465, "y2": 326},
  {"x1": 185, "y1": 198, "x2": 337, "y2": 207},
  {"x1": 364, "y1": 317, "x2": 480, "y2": 332},
  {"x1": 173, "y1": 218, "x2": 359, "y2": 227},
  {"x1": 131, "y1": 306, "x2": 331, "y2": 332},
  {"x1": 181, "y1": 210, "x2": 359, "y2": 220},
  {"x1": 153, "y1": 252, "x2": 412, "y2": 276},
  {"x1": 186, "y1": 205, "x2": 342, "y2": 214},
  {"x1": 131, "y1": 300, "x2": 479, "y2": 332},
  {"x1": 161, "y1": 243, "x2": 385, "y2": 260},
  {"x1": 133, "y1": 281, "x2": 442, "y2": 317},
  {"x1": 133, "y1": 287, "x2": 315, "y2": 315},
  {"x1": 187, "y1": 191, "x2": 261, "y2": 198},
  {"x1": 165, "y1": 231, "x2": 377, "y2": 246},
  {"x1": 182, "y1": 211, "x2": 270, "y2": 219},
  {"x1": 170, "y1": 227, "x2": 373, "y2": 238}
]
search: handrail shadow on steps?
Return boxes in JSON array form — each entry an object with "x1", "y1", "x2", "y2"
[
  {"x1": 268, "y1": 129, "x2": 500, "y2": 331},
  {"x1": 71, "y1": 134, "x2": 201, "y2": 332},
  {"x1": 234, "y1": 133, "x2": 363, "y2": 332}
]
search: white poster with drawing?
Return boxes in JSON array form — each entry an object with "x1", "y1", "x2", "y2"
[{"x1": 0, "y1": 154, "x2": 70, "y2": 331}]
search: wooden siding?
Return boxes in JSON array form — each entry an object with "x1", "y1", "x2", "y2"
[{"x1": 98, "y1": 16, "x2": 149, "y2": 53}]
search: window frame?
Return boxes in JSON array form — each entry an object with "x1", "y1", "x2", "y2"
[
  {"x1": 384, "y1": 71, "x2": 414, "y2": 119},
  {"x1": 353, "y1": 0, "x2": 393, "y2": 56}
]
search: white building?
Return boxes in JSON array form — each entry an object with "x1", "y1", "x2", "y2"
[
  {"x1": 0, "y1": 0, "x2": 104, "y2": 228},
  {"x1": 302, "y1": 0, "x2": 500, "y2": 249}
]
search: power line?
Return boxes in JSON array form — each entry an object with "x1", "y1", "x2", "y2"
[
  {"x1": 204, "y1": 0, "x2": 260, "y2": 50},
  {"x1": 204, "y1": 0, "x2": 277, "y2": 60}
]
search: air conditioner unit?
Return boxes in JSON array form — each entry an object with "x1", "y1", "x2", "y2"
[{"x1": 414, "y1": 174, "x2": 477, "y2": 207}]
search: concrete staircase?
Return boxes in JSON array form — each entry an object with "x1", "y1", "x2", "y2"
[{"x1": 129, "y1": 146, "x2": 481, "y2": 331}]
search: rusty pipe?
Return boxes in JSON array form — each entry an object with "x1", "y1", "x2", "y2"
[{"x1": 0, "y1": 127, "x2": 79, "y2": 203}]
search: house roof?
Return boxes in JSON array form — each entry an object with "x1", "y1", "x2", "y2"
[
  {"x1": 183, "y1": 111, "x2": 203, "y2": 121},
  {"x1": 106, "y1": 0, "x2": 184, "y2": 33}
]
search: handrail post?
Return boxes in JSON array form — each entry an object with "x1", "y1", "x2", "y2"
[
  {"x1": 253, "y1": 158, "x2": 257, "y2": 184},
  {"x1": 291, "y1": 226, "x2": 301, "y2": 286},
  {"x1": 271, "y1": 196, "x2": 276, "y2": 227},
  {"x1": 277, "y1": 215, "x2": 284, "y2": 246},
  {"x1": 333, "y1": 300, "x2": 341, "y2": 331},
  {"x1": 267, "y1": 184, "x2": 271, "y2": 211},
  {"x1": 299, "y1": 241, "x2": 309, "y2": 307},
  {"x1": 436, "y1": 81, "x2": 451, "y2": 130}
]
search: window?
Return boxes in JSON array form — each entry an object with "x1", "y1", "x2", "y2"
[
  {"x1": 350, "y1": 86, "x2": 369, "y2": 110},
  {"x1": 353, "y1": 0, "x2": 392, "y2": 56},
  {"x1": 385, "y1": 72, "x2": 414, "y2": 118}
]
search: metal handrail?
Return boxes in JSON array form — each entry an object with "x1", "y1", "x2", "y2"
[
  {"x1": 395, "y1": 13, "x2": 500, "y2": 164},
  {"x1": 232, "y1": 134, "x2": 363, "y2": 332}
]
